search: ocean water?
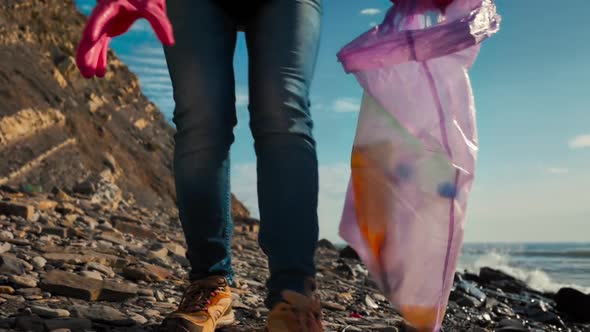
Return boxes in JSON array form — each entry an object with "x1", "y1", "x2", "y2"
[{"x1": 458, "y1": 242, "x2": 590, "y2": 294}]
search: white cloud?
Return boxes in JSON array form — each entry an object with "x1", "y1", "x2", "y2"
[
  {"x1": 132, "y1": 67, "x2": 170, "y2": 76},
  {"x1": 134, "y1": 45, "x2": 165, "y2": 57},
  {"x1": 121, "y1": 55, "x2": 167, "y2": 67},
  {"x1": 140, "y1": 76, "x2": 172, "y2": 84},
  {"x1": 569, "y1": 134, "x2": 590, "y2": 149},
  {"x1": 235, "y1": 87, "x2": 249, "y2": 107},
  {"x1": 333, "y1": 98, "x2": 360, "y2": 113},
  {"x1": 360, "y1": 8, "x2": 382, "y2": 16},
  {"x1": 236, "y1": 94, "x2": 249, "y2": 107},
  {"x1": 309, "y1": 95, "x2": 326, "y2": 112},
  {"x1": 141, "y1": 83, "x2": 172, "y2": 92},
  {"x1": 545, "y1": 167, "x2": 569, "y2": 174},
  {"x1": 317, "y1": 164, "x2": 350, "y2": 242},
  {"x1": 311, "y1": 103, "x2": 325, "y2": 112},
  {"x1": 231, "y1": 162, "x2": 350, "y2": 242},
  {"x1": 537, "y1": 164, "x2": 570, "y2": 175},
  {"x1": 232, "y1": 164, "x2": 259, "y2": 217}
]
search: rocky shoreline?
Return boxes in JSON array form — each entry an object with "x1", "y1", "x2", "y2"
[{"x1": 0, "y1": 185, "x2": 588, "y2": 332}]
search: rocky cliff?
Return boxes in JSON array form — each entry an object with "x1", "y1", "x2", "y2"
[
  {"x1": 0, "y1": 0, "x2": 249, "y2": 217},
  {"x1": 0, "y1": 0, "x2": 179, "y2": 209}
]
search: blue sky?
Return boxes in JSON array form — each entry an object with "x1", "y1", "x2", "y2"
[{"x1": 75, "y1": 0, "x2": 590, "y2": 243}]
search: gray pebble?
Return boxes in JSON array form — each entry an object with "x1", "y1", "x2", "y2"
[
  {"x1": 79, "y1": 270, "x2": 103, "y2": 280},
  {"x1": 31, "y1": 305, "x2": 70, "y2": 318},
  {"x1": 8, "y1": 275, "x2": 38, "y2": 288},
  {"x1": 31, "y1": 256, "x2": 47, "y2": 270}
]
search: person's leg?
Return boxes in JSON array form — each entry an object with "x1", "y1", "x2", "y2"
[
  {"x1": 163, "y1": 0, "x2": 238, "y2": 283},
  {"x1": 244, "y1": 0, "x2": 323, "y2": 308}
]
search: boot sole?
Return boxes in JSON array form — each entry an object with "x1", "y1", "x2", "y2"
[
  {"x1": 159, "y1": 309, "x2": 236, "y2": 332},
  {"x1": 217, "y1": 309, "x2": 236, "y2": 326}
]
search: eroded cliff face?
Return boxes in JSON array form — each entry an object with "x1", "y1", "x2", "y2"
[{"x1": 0, "y1": 0, "x2": 179, "y2": 205}]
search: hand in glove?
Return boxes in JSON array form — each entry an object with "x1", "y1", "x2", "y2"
[{"x1": 76, "y1": 0, "x2": 175, "y2": 78}]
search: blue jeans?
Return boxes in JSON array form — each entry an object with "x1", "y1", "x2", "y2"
[{"x1": 163, "y1": 0, "x2": 322, "y2": 307}]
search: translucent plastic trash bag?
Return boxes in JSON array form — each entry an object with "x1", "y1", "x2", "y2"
[{"x1": 337, "y1": 0, "x2": 500, "y2": 331}]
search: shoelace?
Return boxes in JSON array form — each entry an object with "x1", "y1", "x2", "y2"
[{"x1": 178, "y1": 283, "x2": 225, "y2": 313}]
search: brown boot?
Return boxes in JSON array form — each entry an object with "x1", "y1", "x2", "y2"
[
  {"x1": 160, "y1": 275, "x2": 235, "y2": 332},
  {"x1": 264, "y1": 278, "x2": 323, "y2": 332}
]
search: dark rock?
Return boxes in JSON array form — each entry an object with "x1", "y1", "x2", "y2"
[
  {"x1": 112, "y1": 220, "x2": 153, "y2": 239},
  {"x1": 231, "y1": 195, "x2": 251, "y2": 219},
  {"x1": 96, "y1": 232, "x2": 129, "y2": 246},
  {"x1": 69, "y1": 304, "x2": 135, "y2": 326},
  {"x1": 122, "y1": 263, "x2": 172, "y2": 283},
  {"x1": 494, "y1": 327, "x2": 529, "y2": 332},
  {"x1": 333, "y1": 261, "x2": 355, "y2": 278},
  {"x1": 110, "y1": 213, "x2": 142, "y2": 225},
  {"x1": 149, "y1": 243, "x2": 169, "y2": 258},
  {"x1": 479, "y1": 267, "x2": 517, "y2": 283},
  {"x1": 478, "y1": 268, "x2": 529, "y2": 294},
  {"x1": 0, "y1": 317, "x2": 15, "y2": 329},
  {"x1": 80, "y1": 270, "x2": 103, "y2": 280},
  {"x1": 14, "y1": 315, "x2": 45, "y2": 332},
  {"x1": 30, "y1": 305, "x2": 70, "y2": 318},
  {"x1": 0, "y1": 254, "x2": 26, "y2": 275},
  {"x1": 72, "y1": 180, "x2": 95, "y2": 196},
  {"x1": 99, "y1": 281, "x2": 138, "y2": 302},
  {"x1": 41, "y1": 226, "x2": 68, "y2": 238},
  {"x1": 530, "y1": 310, "x2": 564, "y2": 327},
  {"x1": 468, "y1": 328, "x2": 490, "y2": 332},
  {"x1": 0, "y1": 185, "x2": 19, "y2": 194},
  {"x1": 318, "y1": 239, "x2": 336, "y2": 251},
  {"x1": 0, "y1": 201, "x2": 34, "y2": 220},
  {"x1": 496, "y1": 318, "x2": 528, "y2": 330},
  {"x1": 520, "y1": 299, "x2": 564, "y2": 326},
  {"x1": 44, "y1": 318, "x2": 92, "y2": 331},
  {"x1": 322, "y1": 301, "x2": 346, "y2": 311},
  {"x1": 494, "y1": 303, "x2": 516, "y2": 317},
  {"x1": 479, "y1": 270, "x2": 531, "y2": 296},
  {"x1": 490, "y1": 279, "x2": 529, "y2": 294},
  {"x1": 164, "y1": 242, "x2": 186, "y2": 257},
  {"x1": 456, "y1": 280, "x2": 487, "y2": 302},
  {"x1": 40, "y1": 270, "x2": 137, "y2": 301},
  {"x1": 339, "y1": 245, "x2": 360, "y2": 260},
  {"x1": 0, "y1": 286, "x2": 15, "y2": 294},
  {"x1": 555, "y1": 287, "x2": 590, "y2": 323},
  {"x1": 42, "y1": 251, "x2": 122, "y2": 266},
  {"x1": 0, "y1": 242, "x2": 11, "y2": 254},
  {"x1": 455, "y1": 293, "x2": 483, "y2": 308},
  {"x1": 8, "y1": 275, "x2": 38, "y2": 288},
  {"x1": 55, "y1": 203, "x2": 78, "y2": 215},
  {"x1": 31, "y1": 256, "x2": 47, "y2": 270},
  {"x1": 36, "y1": 199, "x2": 58, "y2": 211},
  {"x1": 171, "y1": 253, "x2": 190, "y2": 267},
  {"x1": 85, "y1": 262, "x2": 115, "y2": 278},
  {"x1": 370, "y1": 328, "x2": 398, "y2": 332},
  {"x1": 0, "y1": 238, "x2": 30, "y2": 246},
  {"x1": 15, "y1": 287, "x2": 42, "y2": 296},
  {"x1": 40, "y1": 270, "x2": 101, "y2": 301}
]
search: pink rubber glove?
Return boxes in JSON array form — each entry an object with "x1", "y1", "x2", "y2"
[{"x1": 76, "y1": 0, "x2": 175, "y2": 78}]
